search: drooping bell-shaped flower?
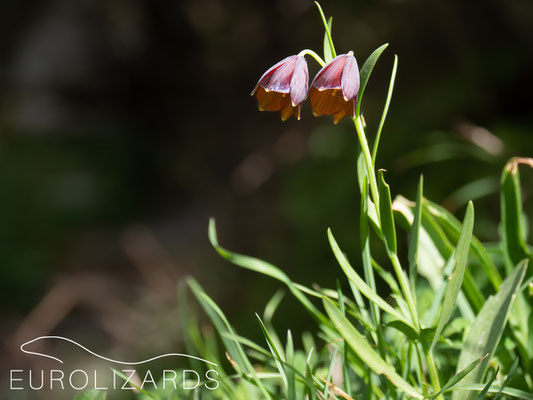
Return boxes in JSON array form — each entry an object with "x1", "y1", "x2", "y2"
[
  {"x1": 309, "y1": 51, "x2": 360, "y2": 124},
  {"x1": 251, "y1": 55, "x2": 309, "y2": 121}
]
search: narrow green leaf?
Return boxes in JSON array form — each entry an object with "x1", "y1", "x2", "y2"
[
  {"x1": 356, "y1": 43, "x2": 389, "y2": 117},
  {"x1": 425, "y1": 200, "x2": 502, "y2": 289},
  {"x1": 314, "y1": 2, "x2": 336, "y2": 60},
  {"x1": 323, "y1": 298, "x2": 423, "y2": 399},
  {"x1": 452, "y1": 260, "x2": 528, "y2": 400},
  {"x1": 493, "y1": 358, "x2": 518, "y2": 400},
  {"x1": 256, "y1": 314, "x2": 288, "y2": 388},
  {"x1": 323, "y1": 346, "x2": 339, "y2": 400},
  {"x1": 378, "y1": 170, "x2": 397, "y2": 254},
  {"x1": 450, "y1": 385, "x2": 533, "y2": 400},
  {"x1": 372, "y1": 54, "x2": 398, "y2": 164},
  {"x1": 188, "y1": 278, "x2": 273, "y2": 400},
  {"x1": 323, "y1": 17, "x2": 334, "y2": 63},
  {"x1": 264, "y1": 289, "x2": 285, "y2": 324},
  {"x1": 328, "y1": 228, "x2": 413, "y2": 328},
  {"x1": 209, "y1": 219, "x2": 329, "y2": 325},
  {"x1": 431, "y1": 202, "x2": 474, "y2": 350},
  {"x1": 285, "y1": 330, "x2": 296, "y2": 400},
  {"x1": 475, "y1": 367, "x2": 499, "y2": 400},
  {"x1": 361, "y1": 179, "x2": 387, "y2": 360},
  {"x1": 428, "y1": 354, "x2": 488, "y2": 399},
  {"x1": 408, "y1": 175, "x2": 424, "y2": 293},
  {"x1": 501, "y1": 157, "x2": 532, "y2": 268},
  {"x1": 74, "y1": 390, "x2": 106, "y2": 400}
]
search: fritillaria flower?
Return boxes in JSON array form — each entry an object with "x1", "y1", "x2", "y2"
[
  {"x1": 309, "y1": 51, "x2": 360, "y2": 124},
  {"x1": 251, "y1": 55, "x2": 309, "y2": 121}
]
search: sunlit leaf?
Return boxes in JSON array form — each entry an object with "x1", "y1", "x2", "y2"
[
  {"x1": 432, "y1": 202, "x2": 474, "y2": 350},
  {"x1": 452, "y1": 260, "x2": 528, "y2": 400},
  {"x1": 323, "y1": 298, "x2": 423, "y2": 399}
]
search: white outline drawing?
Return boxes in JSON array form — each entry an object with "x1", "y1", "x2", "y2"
[{"x1": 20, "y1": 336, "x2": 218, "y2": 367}]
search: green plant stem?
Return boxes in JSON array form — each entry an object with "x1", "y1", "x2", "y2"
[
  {"x1": 427, "y1": 350, "x2": 443, "y2": 400},
  {"x1": 413, "y1": 342, "x2": 428, "y2": 395},
  {"x1": 354, "y1": 116, "x2": 380, "y2": 219},
  {"x1": 297, "y1": 49, "x2": 326, "y2": 67},
  {"x1": 390, "y1": 253, "x2": 419, "y2": 330},
  {"x1": 314, "y1": 2, "x2": 336, "y2": 59}
]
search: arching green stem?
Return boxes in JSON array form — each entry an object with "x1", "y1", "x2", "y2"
[{"x1": 297, "y1": 49, "x2": 326, "y2": 67}]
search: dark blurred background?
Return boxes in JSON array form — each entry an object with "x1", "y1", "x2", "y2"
[{"x1": 1, "y1": 0, "x2": 533, "y2": 397}]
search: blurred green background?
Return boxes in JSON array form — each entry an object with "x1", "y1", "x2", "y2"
[{"x1": 1, "y1": 0, "x2": 533, "y2": 397}]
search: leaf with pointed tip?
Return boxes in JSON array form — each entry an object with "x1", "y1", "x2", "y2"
[
  {"x1": 452, "y1": 260, "x2": 528, "y2": 400},
  {"x1": 431, "y1": 202, "x2": 474, "y2": 350},
  {"x1": 356, "y1": 43, "x2": 389, "y2": 117},
  {"x1": 323, "y1": 17, "x2": 334, "y2": 63},
  {"x1": 501, "y1": 157, "x2": 532, "y2": 268},
  {"x1": 209, "y1": 218, "x2": 329, "y2": 326},
  {"x1": 323, "y1": 298, "x2": 423, "y2": 399},
  {"x1": 328, "y1": 228, "x2": 413, "y2": 328},
  {"x1": 429, "y1": 354, "x2": 488, "y2": 399}
]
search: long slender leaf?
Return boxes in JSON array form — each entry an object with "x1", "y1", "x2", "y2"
[
  {"x1": 323, "y1": 17, "x2": 334, "y2": 63},
  {"x1": 209, "y1": 219, "x2": 329, "y2": 326},
  {"x1": 501, "y1": 157, "x2": 532, "y2": 268},
  {"x1": 378, "y1": 170, "x2": 397, "y2": 254},
  {"x1": 425, "y1": 201, "x2": 501, "y2": 289},
  {"x1": 431, "y1": 202, "x2": 474, "y2": 349},
  {"x1": 356, "y1": 43, "x2": 389, "y2": 117},
  {"x1": 328, "y1": 228, "x2": 413, "y2": 328},
  {"x1": 188, "y1": 279, "x2": 273, "y2": 399},
  {"x1": 450, "y1": 385, "x2": 533, "y2": 400},
  {"x1": 452, "y1": 260, "x2": 528, "y2": 400},
  {"x1": 409, "y1": 175, "x2": 424, "y2": 293},
  {"x1": 428, "y1": 354, "x2": 488, "y2": 399},
  {"x1": 372, "y1": 54, "x2": 398, "y2": 164},
  {"x1": 323, "y1": 298, "x2": 423, "y2": 399},
  {"x1": 475, "y1": 367, "x2": 499, "y2": 400}
]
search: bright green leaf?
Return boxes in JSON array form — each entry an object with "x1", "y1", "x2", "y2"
[
  {"x1": 452, "y1": 260, "x2": 528, "y2": 400},
  {"x1": 432, "y1": 202, "x2": 474, "y2": 350},
  {"x1": 323, "y1": 298, "x2": 423, "y2": 399},
  {"x1": 356, "y1": 43, "x2": 389, "y2": 117}
]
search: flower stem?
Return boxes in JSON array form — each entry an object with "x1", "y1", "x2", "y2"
[
  {"x1": 353, "y1": 116, "x2": 380, "y2": 218},
  {"x1": 297, "y1": 49, "x2": 325, "y2": 67}
]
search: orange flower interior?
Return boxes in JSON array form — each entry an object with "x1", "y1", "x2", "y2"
[
  {"x1": 309, "y1": 87, "x2": 355, "y2": 124},
  {"x1": 255, "y1": 86, "x2": 299, "y2": 120}
]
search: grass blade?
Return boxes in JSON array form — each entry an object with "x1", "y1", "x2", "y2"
[
  {"x1": 323, "y1": 17, "x2": 334, "y2": 63},
  {"x1": 431, "y1": 201, "x2": 474, "y2": 350},
  {"x1": 378, "y1": 170, "x2": 397, "y2": 254},
  {"x1": 209, "y1": 219, "x2": 329, "y2": 326},
  {"x1": 328, "y1": 227, "x2": 414, "y2": 328},
  {"x1": 500, "y1": 157, "x2": 532, "y2": 269},
  {"x1": 475, "y1": 367, "x2": 499, "y2": 400},
  {"x1": 356, "y1": 43, "x2": 389, "y2": 117},
  {"x1": 372, "y1": 54, "x2": 398, "y2": 164},
  {"x1": 408, "y1": 175, "x2": 424, "y2": 293},
  {"x1": 428, "y1": 354, "x2": 488, "y2": 399},
  {"x1": 323, "y1": 298, "x2": 423, "y2": 399},
  {"x1": 188, "y1": 278, "x2": 273, "y2": 400},
  {"x1": 314, "y1": 2, "x2": 336, "y2": 60},
  {"x1": 452, "y1": 260, "x2": 528, "y2": 400}
]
